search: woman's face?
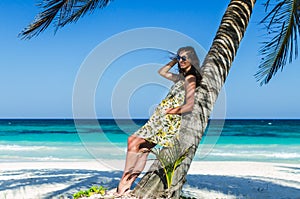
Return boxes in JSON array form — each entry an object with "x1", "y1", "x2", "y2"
[{"x1": 177, "y1": 51, "x2": 192, "y2": 71}]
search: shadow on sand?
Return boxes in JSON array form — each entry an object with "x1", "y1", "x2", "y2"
[{"x1": 1, "y1": 168, "x2": 300, "y2": 198}]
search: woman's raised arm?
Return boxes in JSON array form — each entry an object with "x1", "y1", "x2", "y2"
[{"x1": 158, "y1": 59, "x2": 180, "y2": 82}]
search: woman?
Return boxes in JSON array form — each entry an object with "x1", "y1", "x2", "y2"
[{"x1": 115, "y1": 46, "x2": 201, "y2": 196}]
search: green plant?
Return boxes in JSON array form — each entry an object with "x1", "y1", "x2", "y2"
[
  {"x1": 151, "y1": 139, "x2": 189, "y2": 190},
  {"x1": 73, "y1": 185, "x2": 106, "y2": 199}
]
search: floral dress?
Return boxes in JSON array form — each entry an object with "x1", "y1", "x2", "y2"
[{"x1": 134, "y1": 80, "x2": 185, "y2": 147}]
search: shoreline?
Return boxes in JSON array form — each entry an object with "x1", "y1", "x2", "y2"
[{"x1": 1, "y1": 160, "x2": 299, "y2": 198}]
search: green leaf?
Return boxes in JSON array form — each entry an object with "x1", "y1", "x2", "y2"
[
  {"x1": 19, "y1": 0, "x2": 113, "y2": 39},
  {"x1": 256, "y1": 0, "x2": 300, "y2": 85},
  {"x1": 150, "y1": 139, "x2": 190, "y2": 189}
]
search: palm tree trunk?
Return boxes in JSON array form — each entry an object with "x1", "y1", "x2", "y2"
[{"x1": 133, "y1": 0, "x2": 256, "y2": 198}]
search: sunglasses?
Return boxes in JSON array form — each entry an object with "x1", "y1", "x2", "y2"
[{"x1": 176, "y1": 55, "x2": 187, "y2": 62}]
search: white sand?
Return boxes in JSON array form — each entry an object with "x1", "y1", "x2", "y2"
[{"x1": 0, "y1": 161, "x2": 299, "y2": 199}]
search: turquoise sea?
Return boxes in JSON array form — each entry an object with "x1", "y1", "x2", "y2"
[{"x1": 0, "y1": 119, "x2": 300, "y2": 164}]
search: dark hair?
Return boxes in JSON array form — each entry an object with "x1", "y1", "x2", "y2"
[
  {"x1": 183, "y1": 66, "x2": 202, "y2": 87},
  {"x1": 176, "y1": 46, "x2": 202, "y2": 87}
]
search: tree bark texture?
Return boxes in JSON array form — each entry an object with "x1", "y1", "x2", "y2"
[{"x1": 133, "y1": 0, "x2": 256, "y2": 198}]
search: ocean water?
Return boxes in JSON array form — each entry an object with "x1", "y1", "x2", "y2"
[{"x1": 0, "y1": 119, "x2": 299, "y2": 164}]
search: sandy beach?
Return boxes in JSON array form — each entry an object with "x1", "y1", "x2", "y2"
[{"x1": 1, "y1": 160, "x2": 299, "y2": 199}]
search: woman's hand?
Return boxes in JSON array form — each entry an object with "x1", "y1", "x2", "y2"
[
  {"x1": 165, "y1": 107, "x2": 181, "y2": 115},
  {"x1": 165, "y1": 108, "x2": 173, "y2": 114}
]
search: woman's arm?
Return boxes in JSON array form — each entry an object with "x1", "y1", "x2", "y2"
[
  {"x1": 158, "y1": 58, "x2": 180, "y2": 82},
  {"x1": 165, "y1": 74, "x2": 196, "y2": 114}
]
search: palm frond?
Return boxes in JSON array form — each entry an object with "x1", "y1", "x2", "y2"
[
  {"x1": 263, "y1": 0, "x2": 272, "y2": 12},
  {"x1": 19, "y1": 0, "x2": 113, "y2": 39},
  {"x1": 151, "y1": 139, "x2": 189, "y2": 189},
  {"x1": 256, "y1": 0, "x2": 300, "y2": 85}
]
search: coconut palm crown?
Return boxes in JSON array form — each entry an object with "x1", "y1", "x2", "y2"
[{"x1": 256, "y1": 0, "x2": 300, "y2": 85}]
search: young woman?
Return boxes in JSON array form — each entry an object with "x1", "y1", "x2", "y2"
[{"x1": 115, "y1": 46, "x2": 201, "y2": 196}]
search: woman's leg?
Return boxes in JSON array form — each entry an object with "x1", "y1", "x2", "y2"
[{"x1": 117, "y1": 135, "x2": 155, "y2": 195}]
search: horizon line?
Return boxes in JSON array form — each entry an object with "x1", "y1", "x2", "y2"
[{"x1": 0, "y1": 117, "x2": 300, "y2": 120}]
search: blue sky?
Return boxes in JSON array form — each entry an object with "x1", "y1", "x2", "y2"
[{"x1": 0, "y1": 0, "x2": 299, "y2": 119}]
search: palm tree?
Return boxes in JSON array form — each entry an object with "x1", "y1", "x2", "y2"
[
  {"x1": 135, "y1": 1, "x2": 257, "y2": 197},
  {"x1": 20, "y1": 0, "x2": 300, "y2": 198}
]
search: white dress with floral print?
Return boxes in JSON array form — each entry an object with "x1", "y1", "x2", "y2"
[{"x1": 134, "y1": 80, "x2": 185, "y2": 147}]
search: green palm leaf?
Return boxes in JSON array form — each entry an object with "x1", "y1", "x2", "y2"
[
  {"x1": 256, "y1": 0, "x2": 300, "y2": 85},
  {"x1": 151, "y1": 139, "x2": 189, "y2": 190},
  {"x1": 19, "y1": 0, "x2": 113, "y2": 39}
]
